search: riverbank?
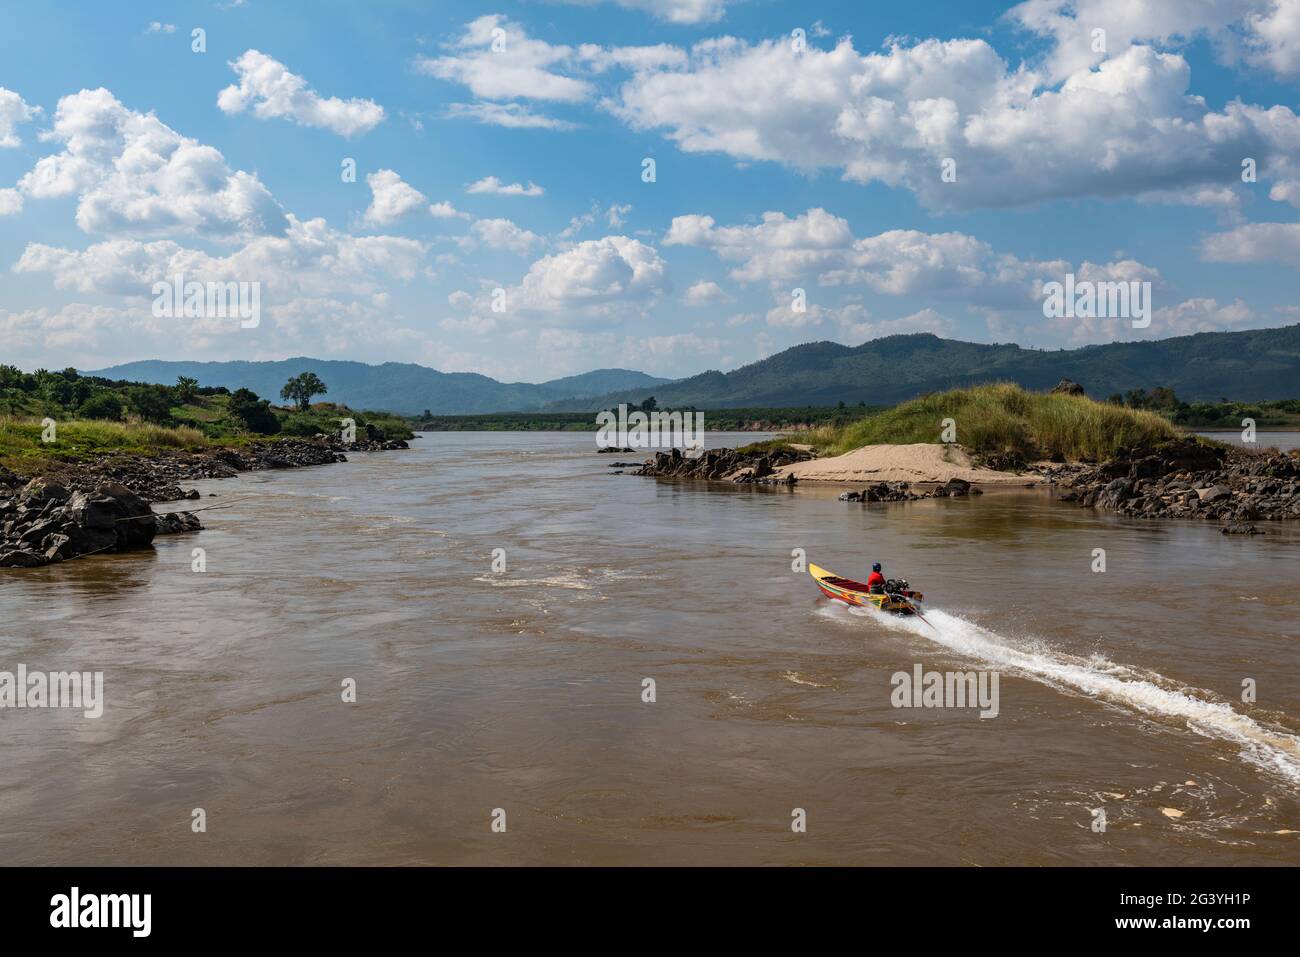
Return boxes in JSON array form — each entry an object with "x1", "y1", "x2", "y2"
[
  {"x1": 0, "y1": 434, "x2": 410, "y2": 568},
  {"x1": 631, "y1": 434, "x2": 1300, "y2": 531},
  {"x1": 772, "y1": 443, "x2": 1039, "y2": 486}
]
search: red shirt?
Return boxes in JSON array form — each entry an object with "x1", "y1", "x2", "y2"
[{"x1": 866, "y1": 571, "x2": 885, "y2": 589}]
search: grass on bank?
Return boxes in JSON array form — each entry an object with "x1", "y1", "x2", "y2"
[
  {"x1": 805, "y1": 383, "x2": 1181, "y2": 462},
  {"x1": 0, "y1": 416, "x2": 213, "y2": 474},
  {"x1": 1, "y1": 400, "x2": 414, "y2": 477}
]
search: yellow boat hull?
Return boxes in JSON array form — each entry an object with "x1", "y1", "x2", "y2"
[{"x1": 809, "y1": 563, "x2": 923, "y2": 615}]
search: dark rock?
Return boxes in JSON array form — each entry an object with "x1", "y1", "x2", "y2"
[{"x1": 0, "y1": 549, "x2": 45, "y2": 568}]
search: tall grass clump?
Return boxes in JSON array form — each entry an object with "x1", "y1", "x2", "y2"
[
  {"x1": 0, "y1": 416, "x2": 209, "y2": 469},
  {"x1": 805, "y1": 383, "x2": 1180, "y2": 462}
]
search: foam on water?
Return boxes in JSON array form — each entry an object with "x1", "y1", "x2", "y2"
[{"x1": 829, "y1": 603, "x2": 1300, "y2": 787}]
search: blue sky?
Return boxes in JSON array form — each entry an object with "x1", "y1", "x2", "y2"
[{"x1": 1, "y1": 0, "x2": 1298, "y2": 381}]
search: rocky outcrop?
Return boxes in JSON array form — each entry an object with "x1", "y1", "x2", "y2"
[
  {"x1": 634, "y1": 445, "x2": 814, "y2": 484},
  {"x1": 1050, "y1": 378, "x2": 1086, "y2": 396},
  {"x1": 0, "y1": 480, "x2": 200, "y2": 568},
  {"x1": 838, "y1": 478, "x2": 982, "y2": 503},
  {"x1": 1041, "y1": 438, "x2": 1300, "y2": 523}
]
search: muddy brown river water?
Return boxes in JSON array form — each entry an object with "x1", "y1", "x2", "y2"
[{"x1": 2, "y1": 432, "x2": 1297, "y2": 865}]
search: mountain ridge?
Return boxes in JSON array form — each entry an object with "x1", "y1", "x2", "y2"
[{"x1": 87, "y1": 324, "x2": 1300, "y2": 414}]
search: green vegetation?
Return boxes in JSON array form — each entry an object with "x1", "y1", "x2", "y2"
[
  {"x1": 807, "y1": 383, "x2": 1181, "y2": 462},
  {"x1": 0, "y1": 365, "x2": 412, "y2": 474},
  {"x1": 734, "y1": 438, "x2": 806, "y2": 456},
  {"x1": 1, "y1": 417, "x2": 210, "y2": 473},
  {"x1": 280, "y1": 371, "x2": 328, "y2": 411},
  {"x1": 1106, "y1": 388, "x2": 1300, "y2": 429}
]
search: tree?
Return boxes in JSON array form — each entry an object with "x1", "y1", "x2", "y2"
[
  {"x1": 229, "y1": 388, "x2": 281, "y2": 435},
  {"x1": 639, "y1": 396, "x2": 657, "y2": 412},
  {"x1": 127, "y1": 384, "x2": 174, "y2": 423},
  {"x1": 175, "y1": 376, "x2": 199, "y2": 403},
  {"x1": 79, "y1": 392, "x2": 125, "y2": 421},
  {"x1": 280, "y1": 372, "x2": 327, "y2": 411}
]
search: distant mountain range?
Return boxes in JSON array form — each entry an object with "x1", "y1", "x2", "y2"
[
  {"x1": 89, "y1": 324, "x2": 1300, "y2": 414},
  {"x1": 85, "y1": 359, "x2": 671, "y2": 414},
  {"x1": 543, "y1": 324, "x2": 1300, "y2": 410}
]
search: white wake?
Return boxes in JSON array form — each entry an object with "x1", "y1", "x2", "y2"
[{"x1": 840, "y1": 604, "x2": 1300, "y2": 786}]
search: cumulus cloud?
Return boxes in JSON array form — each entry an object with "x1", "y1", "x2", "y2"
[
  {"x1": 0, "y1": 87, "x2": 40, "y2": 148},
  {"x1": 612, "y1": 36, "x2": 1300, "y2": 211},
  {"x1": 466, "y1": 175, "x2": 545, "y2": 196},
  {"x1": 418, "y1": 15, "x2": 696, "y2": 130},
  {"x1": 1009, "y1": 0, "x2": 1300, "y2": 81},
  {"x1": 983, "y1": 294, "x2": 1259, "y2": 347},
  {"x1": 217, "y1": 49, "x2": 385, "y2": 137},
  {"x1": 515, "y1": 235, "x2": 670, "y2": 315},
  {"x1": 415, "y1": 15, "x2": 594, "y2": 103},
  {"x1": 1202, "y1": 220, "x2": 1300, "y2": 267},
  {"x1": 471, "y1": 217, "x2": 543, "y2": 254},
  {"x1": 363, "y1": 169, "x2": 428, "y2": 226},
  {"x1": 14, "y1": 215, "x2": 426, "y2": 300},
  {"x1": 145, "y1": 22, "x2": 176, "y2": 35},
  {"x1": 666, "y1": 207, "x2": 1084, "y2": 307},
  {"x1": 683, "y1": 279, "x2": 731, "y2": 305},
  {"x1": 429, "y1": 200, "x2": 471, "y2": 220},
  {"x1": 16, "y1": 88, "x2": 287, "y2": 239}
]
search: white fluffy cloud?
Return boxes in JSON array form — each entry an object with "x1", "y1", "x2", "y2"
[
  {"x1": 666, "y1": 207, "x2": 1084, "y2": 307},
  {"x1": 418, "y1": 15, "x2": 693, "y2": 129},
  {"x1": 217, "y1": 49, "x2": 385, "y2": 137},
  {"x1": 0, "y1": 188, "x2": 22, "y2": 216},
  {"x1": 1202, "y1": 220, "x2": 1300, "y2": 267},
  {"x1": 363, "y1": 169, "x2": 427, "y2": 226},
  {"x1": 1010, "y1": 0, "x2": 1300, "y2": 81},
  {"x1": 429, "y1": 200, "x2": 471, "y2": 220},
  {"x1": 415, "y1": 16, "x2": 594, "y2": 103},
  {"x1": 471, "y1": 218, "x2": 543, "y2": 255},
  {"x1": 612, "y1": 36, "x2": 1300, "y2": 210},
  {"x1": 683, "y1": 279, "x2": 730, "y2": 305},
  {"x1": 16, "y1": 88, "x2": 287, "y2": 239},
  {"x1": 0, "y1": 87, "x2": 39, "y2": 148},
  {"x1": 14, "y1": 215, "x2": 426, "y2": 300},
  {"x1": 466, "y1": 176, "x2": 545, "y2": 196},
  {"x1": 515, "y1": 235, "x2": 670, "y2": 314}
]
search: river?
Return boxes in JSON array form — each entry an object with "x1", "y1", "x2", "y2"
[{"x1": 2, "y1": 432, "x2": 1297, "y2": 865}]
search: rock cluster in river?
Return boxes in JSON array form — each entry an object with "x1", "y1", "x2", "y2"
[
  {"x1": 1041, "y1": 438, "x2": 1300, "y2": 523},
  {"x1": 634, "y1": 445, "x2": 813, "y2": 484},
  {"x1": 0, "y1": 479, "x2": 197, "y2": 568},
  {"x1": 838, "y1": 478, "x2": 981, "y2": 502}
]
